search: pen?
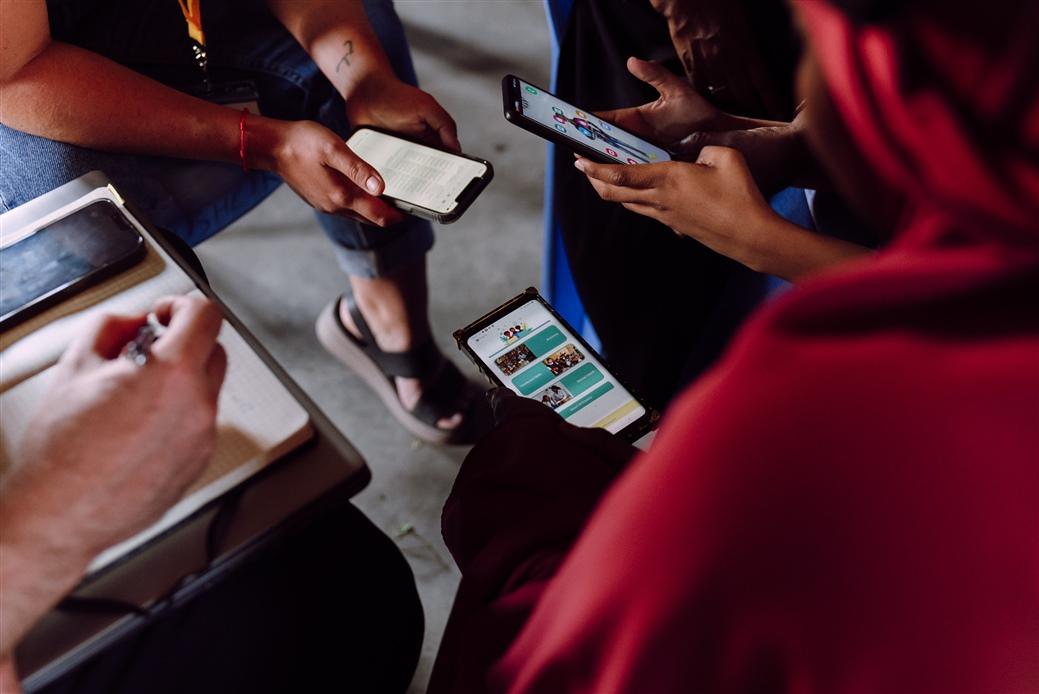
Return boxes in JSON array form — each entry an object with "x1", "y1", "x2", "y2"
[{"x1": 122, "y1": 316, "x2": 163, "y2": 366}]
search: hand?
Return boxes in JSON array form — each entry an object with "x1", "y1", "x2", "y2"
[
  {"x1": 346, "y1": 75, "x2": 461, "y2": 152},
  {"x1": 577, "y1": 147, "x2": 872, "y2": 279},
  {"x1": 576, "y1": 146, "x2": 776, "y2": 268},
  {"x1": 249, "y1": 117, "x2": 404, "y2": 227},
  {"x1": 487, "y1": 386, "x2": 561, "y2": 426},
  {"x1": 0, "y1": 296, "x2": 227, "y2": 662},
  {"x1": 2, "y1": 296, "x2": 227, "y2": 575},
  {"x1": 485, "y1": 388, "x2": 637, "y2": 464},
  {"x1": 597, "y1": 57, "x2": 723, "y2": 147},
  {"x1": 648, "y1": 0, "x2": 787, "y2": 120}
]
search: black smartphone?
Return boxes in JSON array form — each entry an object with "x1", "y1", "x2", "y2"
[
  {"x1": 502, "y1": 74, "x2": 674, "y2": 165},
  {"x1": 345, "y1": 126, "x2": 494, "y2": 224},
  {"x1": 454, "y1": 287, "x2": 659, "y2": 443},
  {"x1": 0, "y1": 200, "x2": 146, "y2": 331}
]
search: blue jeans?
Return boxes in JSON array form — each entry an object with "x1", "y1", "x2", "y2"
[{"x1": 0, "y1": 0, "x2": 433, "y2": 278}]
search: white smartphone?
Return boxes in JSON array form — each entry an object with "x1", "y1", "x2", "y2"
[{"x1": 345, "y1": 127, "x2": 494, "y2": 224}]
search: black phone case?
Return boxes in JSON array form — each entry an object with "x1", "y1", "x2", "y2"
[
  {"x1": 0, "y1": 201, "x2": 146, "y2": 332},
  {"x1": 453, "y1": 287, "x2": 659, "y2": 443},
  {"x1": 347, "y1": 126, "x2": 494, "y2": 225},
  {"x1": 501, "y1": 75, "x2": 674, "y2": 165}
]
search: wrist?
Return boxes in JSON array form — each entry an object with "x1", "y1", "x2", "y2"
[
  {"x1": 341, "y1": 65, "x2": 396, "y2": 124},
  {"x1": 0, "y1": 496, "x2": 96, "y2": 579},
  {"x1": 340, "y1": 60, "x2": 394, "y2": 102},
  {"x1": 0, "y1": 503, "x2": 91, "y2": 654},
  {"x1": 739, "y1": 208, "x2": 798, "y2": 275},
  {"x1": 241, "y1": 115, "x2": 288, "y2": 172}
]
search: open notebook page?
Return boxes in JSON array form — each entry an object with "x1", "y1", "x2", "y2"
[{"x1": 0, "y1": 310, "x2": 314, "y2": 573}]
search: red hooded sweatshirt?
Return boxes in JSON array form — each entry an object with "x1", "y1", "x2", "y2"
[{"x1": 431, "y1": 1, "x2": 1039, "y2": 692}]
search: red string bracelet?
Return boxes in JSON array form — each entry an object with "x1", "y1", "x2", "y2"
[{"x1": 238, "y1": 108, "x2": 249, "y2": 173}]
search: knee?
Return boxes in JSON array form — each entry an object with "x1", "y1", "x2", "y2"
[{"x1": 0, "y1": 125, "x2": 114, "y2": 210}]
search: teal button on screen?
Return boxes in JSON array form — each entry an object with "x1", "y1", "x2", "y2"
[
  {"x1": 560, "y1": 362, "x2": 603, "y2": 396},
  {"x1": 524, "y1": 326, "x2": 566, "y2": 358},
  {"x1": 559, "y1": 382, "x2": 614, "y2": 419},
  {"x1": 512, "y1": 363, "x2": 554, "y2": 395}
]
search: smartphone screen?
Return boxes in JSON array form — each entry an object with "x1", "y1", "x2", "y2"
[
  {"x1": 0, "y1": 200, "x2": 144, "y2": 326},
  {"x1": 513, "y1": 78, "x2": 672, "y2": 164},
  {"x1": 347, "y1": 129, "x2": 489, "y2": 214},
  {"x1": 467, "y1": 298, "x2": 647, "y2": 434}
]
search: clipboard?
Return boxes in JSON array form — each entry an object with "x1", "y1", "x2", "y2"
[{"x1": 1, "y1": 172, "x2": 371, "y2": 691}]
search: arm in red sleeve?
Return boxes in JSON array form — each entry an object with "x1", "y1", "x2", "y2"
[{"x1": 429, "y1": 390, "x2": 636, "y2": 694}]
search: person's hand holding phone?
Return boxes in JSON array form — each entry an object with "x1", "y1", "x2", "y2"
[
  {"x1": 248, "y1": 118, "x2": 405, "y2": 227},
  {"x1": 597, "y1": 58, "x2": 804, "y2": 174},
  {"x1": 346, "y1": 75, "x2": 461, "y2": 153},
  {"x1": 596, "y1": 58, "x2": 724, "y2": 149},
  {"x1": 576, "y1": 146, "x2": 777, "y2": 266},
  {"x1": 576, "y1": 147, "x2": 871, "y2": 280}
]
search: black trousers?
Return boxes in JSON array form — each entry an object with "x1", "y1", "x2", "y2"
[
  {"x1": 38, "y1": 503, "x2": 423, "y2": 694},
  {"x1": 552, "y1": 0, "x2": 799, "y2": 410}
]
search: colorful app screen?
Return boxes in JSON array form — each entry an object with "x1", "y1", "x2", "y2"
[
  {"x1": 516, "y1": 79, "x2": 672, "y2": 164},
  {"x1": 347, "y1": 129, "x2": 487, "y2": 214},
  {"x1": 469, "y1": 300, "x2": 647, "y2": 434}
]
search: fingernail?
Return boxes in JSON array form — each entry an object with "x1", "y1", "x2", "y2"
[
  {"x1": 366, "y1": 176, "x2": 380, "y2": 193},
  {"x1": 574, "y1": 159, "x2": 585, "y2": 171}
]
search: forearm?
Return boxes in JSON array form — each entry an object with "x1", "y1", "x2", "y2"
[
  {"x1": 267, "y1": 0, "x2": 392, "y2": 99},
  {"x1": 0, "y1": 504, "x2": 90, "y2": 658},
  {"x1": 1, "y1": 657, "x2": 20, "y2": 693},
  {"x1": 743, "y1": 214, "x2": 873, "y2": 282},
  {"x1": 0, "y1": 42, "x2": 251, "y2": 165},
  {"x1": 678, "y1": 114, "x2": 830, "y2": 192}
]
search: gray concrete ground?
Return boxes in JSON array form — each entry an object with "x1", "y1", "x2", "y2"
[{"x1": 194, "y1": 2, "x2": 551, "y2": 690}]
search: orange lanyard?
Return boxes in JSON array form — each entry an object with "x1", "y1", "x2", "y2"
[
  {"x1": 176, "y1": 0, "x2": 206, "y2": 46},
  {"x1": 177, "y1": 0, "x2": 209, "y2": 88}
]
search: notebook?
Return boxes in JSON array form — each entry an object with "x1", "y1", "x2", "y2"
[{"x1": 0, "y1": 187, "x2": 314, "y2": 573}]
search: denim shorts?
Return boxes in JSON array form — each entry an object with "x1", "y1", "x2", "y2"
[{"x1": 0, "y1": 0, "x2": 433, "y2": 278}]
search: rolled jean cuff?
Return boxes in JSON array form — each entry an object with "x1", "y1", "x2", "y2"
[{"x1": 326, "y1": 218, "x2": 435, "y2": 278}]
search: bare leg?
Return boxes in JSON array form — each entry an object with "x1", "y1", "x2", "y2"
[{"x1": 338, "y1": 258, "x2": 463, "y2": 430}]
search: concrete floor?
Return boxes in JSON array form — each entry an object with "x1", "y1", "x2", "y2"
[{"x1": 195, "y1": 2, "x2": 552, "y2": 690}]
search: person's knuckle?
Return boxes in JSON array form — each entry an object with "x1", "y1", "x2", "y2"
[
  {"x1": 608, "y1": 168, "x2": 630, "y2": 186},
  {"x1": 711, "y1": 146, "x2": 738, "y2": 163},
  {"x1": 319, "y1": 137, "x2": 340, "y2": 158},
  {"x1": 341, "y1": 156, "x2": 369, "y2": 182},
  {"x1": 329, "y1": 188, "x2": 352, "y2": 209},
  {"x1": 684, "y1": 131, "x2": 708, "y2": 147},
  {"x1": 95, "y1": 311, "x2": 121, "y2": 326}
]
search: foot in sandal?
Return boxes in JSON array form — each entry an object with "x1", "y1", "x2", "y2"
[{"x1": 315, "y1": 260, "x2": 490, "y2": 445}]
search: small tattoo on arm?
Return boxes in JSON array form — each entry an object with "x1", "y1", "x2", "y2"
[{"x1": 336, "y1": 40, "x2": 354, "y2": 72}]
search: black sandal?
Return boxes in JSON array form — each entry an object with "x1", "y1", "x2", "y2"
[{"x1": 316, "y1": 295, "x2": 490, "y2": 445}]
